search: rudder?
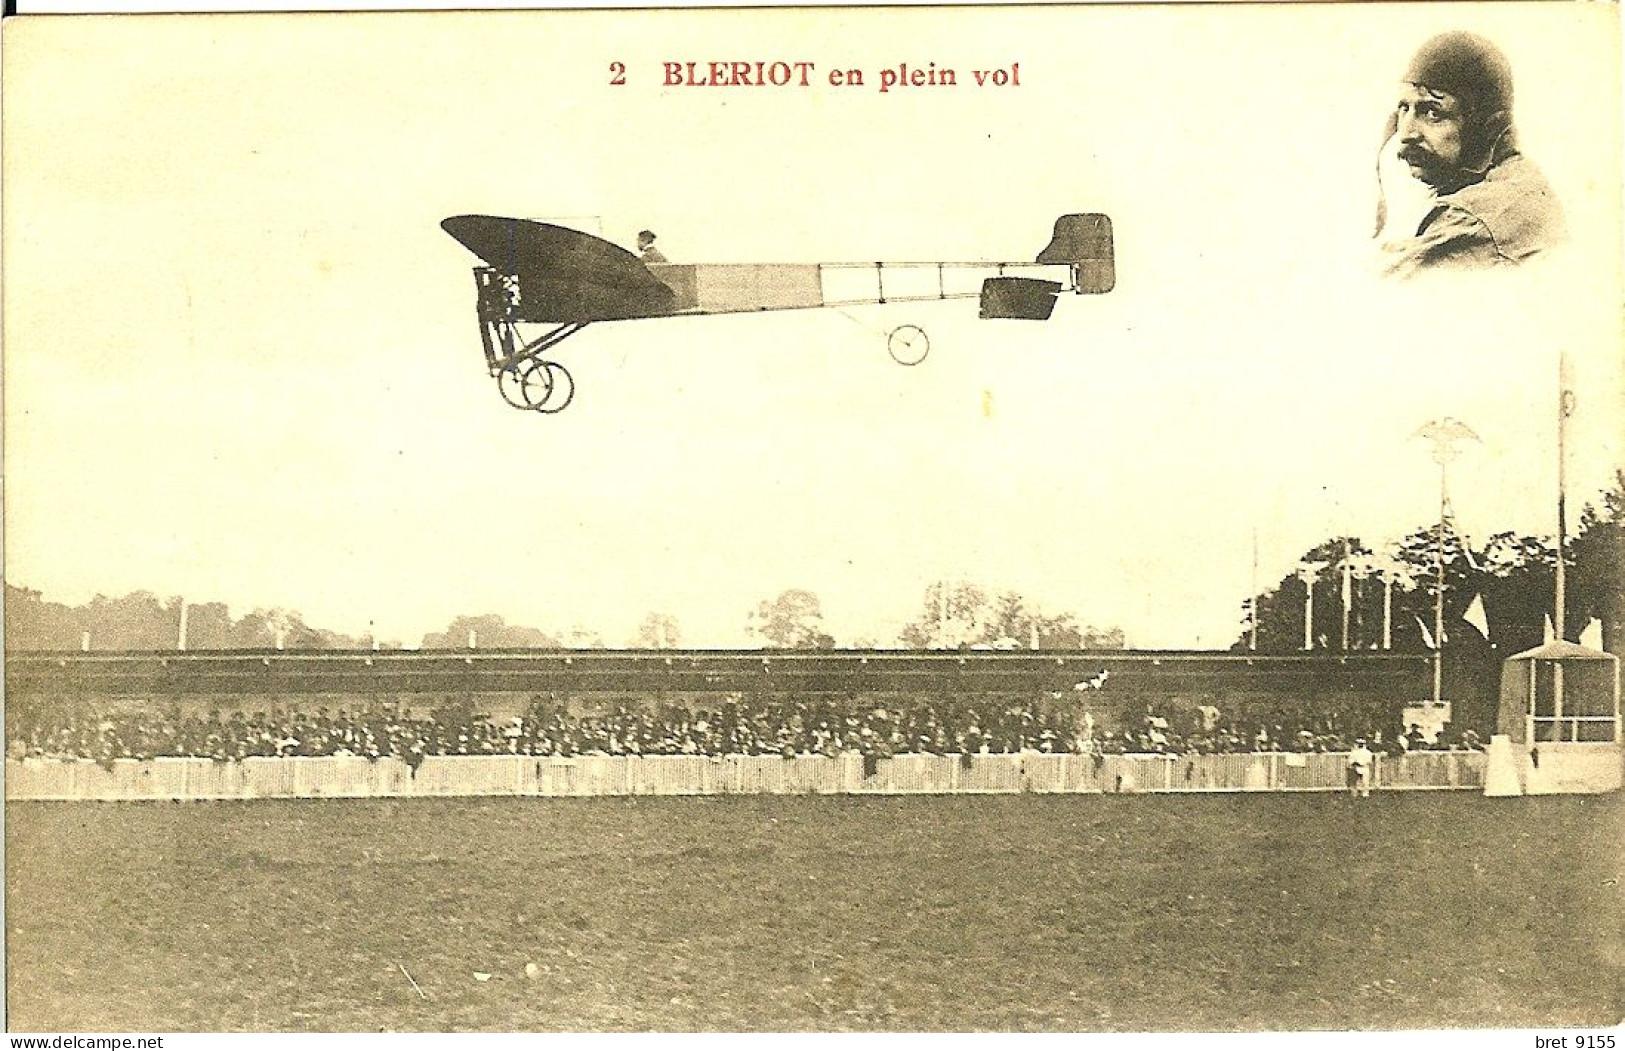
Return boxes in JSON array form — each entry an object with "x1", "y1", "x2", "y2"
[{"x1": 1036, "y1": 213, "x2": 1115, "y2": 293}]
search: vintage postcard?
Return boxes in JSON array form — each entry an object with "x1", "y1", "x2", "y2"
[{"x1": 3, "y1": 2, "x2": 1621, "y2": 1036}]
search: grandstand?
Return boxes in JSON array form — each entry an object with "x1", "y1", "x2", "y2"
[
  {"x1": 6, "y1": 648, "x2": 1439, "y2": 753},
  {"x1": 7, "y1": 648, "x2": 1479, "y2": 800},
  {"x1": 5, "y1": 646, "x2": 1428, "y2": 708}
]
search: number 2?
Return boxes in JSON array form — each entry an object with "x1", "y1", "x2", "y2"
[{"x1": 609, "y1": 61, "x2": 626, "y2": 86}]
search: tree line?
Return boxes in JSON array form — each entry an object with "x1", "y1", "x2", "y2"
[
  {"x1": 1237, "y1": 472, "x2": 1623, "y2": 657},
  {"x1": 4, "y1": 581, "x2": 1125, "y2": 652}
]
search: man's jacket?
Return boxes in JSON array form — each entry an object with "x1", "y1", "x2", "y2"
[{"x1": 1377, "y1": 149, "x2": 1567, "y2": 279}]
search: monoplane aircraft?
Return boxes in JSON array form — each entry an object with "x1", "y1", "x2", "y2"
[{"x1": 441, "y1": 213, "x2": 1114, "y2": 413}]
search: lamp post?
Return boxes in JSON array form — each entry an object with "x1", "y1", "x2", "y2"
[
  {"x1": 1296, "y1": 560, "x2": 1328, "y2": 651},
  {"x1": 1339, "y1": 540, "x2": 1354, "y2": 652},
  {"x1": 1344, "y1": 552, "x2": 1379, "y2": 650},
  {"x1": 1413, "y1": 418, "x2": 1480, "y2": 706},
  {"x1": 1371, "y1": 550, "x2": 1414, "y2": 652}
]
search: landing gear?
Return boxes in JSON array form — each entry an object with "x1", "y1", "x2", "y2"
[
  {"x1": 495, "y1": 357, "x2": 575, "y2": 413},
  {"x1": 473, "y1": 267, "x2": 584, "y2": 414},
  {"x1": 493, "y1": 344, "x2": 579, "y2": 413}
]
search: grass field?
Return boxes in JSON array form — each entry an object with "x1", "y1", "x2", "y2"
[{"x1": 7, "y1": 793, "x2": 1623, "y2": 1032}]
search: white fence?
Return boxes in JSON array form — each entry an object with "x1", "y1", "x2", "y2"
[{"x1": 5, "y1": 750, "x2": 1486, "y2": 801}]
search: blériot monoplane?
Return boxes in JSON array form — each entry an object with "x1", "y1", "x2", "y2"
[{"x1": 440, "y1": 213, "x2": 1115, "y2": 413}]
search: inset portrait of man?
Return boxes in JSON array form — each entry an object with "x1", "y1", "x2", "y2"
[{"x1": 1373, "y1": 31, "x2": 1567, "y2": 279}]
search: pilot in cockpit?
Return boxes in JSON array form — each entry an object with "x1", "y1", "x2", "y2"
[{"x1": 636, "y1": 230, "x2": 668, "y2": 264}]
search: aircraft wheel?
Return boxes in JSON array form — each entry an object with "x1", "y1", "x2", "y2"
[
  {"x1": 887, "y1": 324, "x2": 930, "y2": 366},
  {"x1": 496, "y1": 363, "x2": 534, "y2": 410},
  {"x1": 525, "y1": 360, "x2": 575, "y2": 414},
  {"x1": 513, "y1": 358, "x2": 554, "y2": 409}
]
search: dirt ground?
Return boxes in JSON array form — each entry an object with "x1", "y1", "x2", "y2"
[{"x1": 7, "y1": 792, "x2": 1622, "y2": 1031}]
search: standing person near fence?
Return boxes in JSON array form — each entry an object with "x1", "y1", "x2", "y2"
[{"x1": 1347, "y1": 739, "x2": 1375, "y2": 799}]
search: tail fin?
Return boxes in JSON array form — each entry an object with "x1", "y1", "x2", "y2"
[{"x1": 1036, "y1": 213, "x2": 1115, "y2": 293}]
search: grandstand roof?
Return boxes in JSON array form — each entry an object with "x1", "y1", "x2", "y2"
[
  {"x1": 5, "y1": 647, "x2": 1427, "y2": 698},
  {"x1": 1505, "y1": 640, "x2": 1618, "y2": 662}
]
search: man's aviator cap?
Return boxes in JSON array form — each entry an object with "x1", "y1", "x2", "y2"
[{"x1": 1403, "y1": 31, "x2": 1513, "y2": 117}]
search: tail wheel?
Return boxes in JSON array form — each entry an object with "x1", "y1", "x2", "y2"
[
  {"x1": 523, "y1": 360, "x2": 575, "y2": 414},
  {"x1": 886, "y1": 324, "x2": 930, "y2": 366}
]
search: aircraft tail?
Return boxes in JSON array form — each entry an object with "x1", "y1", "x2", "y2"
[
  {"x1": 1036, "y1": 213, "x2": 1115, "y2": 293},
  {"x1": 980, "y1": 277, "x2": 1063, "y2": 321},
  {"x1": 977, "y1": 213, "x2": 1114, "y2": 320}
]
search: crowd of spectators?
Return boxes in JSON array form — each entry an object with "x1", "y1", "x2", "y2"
[
  {"x1": 4, "y1": 693, "x2": 1485, "y2": 767},
  {"x1": 1098, "y1": 716, "x2": 1483, "y2": 756}
]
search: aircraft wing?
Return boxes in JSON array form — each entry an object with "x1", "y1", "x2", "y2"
[{"x1": 441, "y1": 215, "x2": 677, "y2": 323}]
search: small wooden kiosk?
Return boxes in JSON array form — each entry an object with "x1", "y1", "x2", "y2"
[{"x1": 1485, "y1": 640, "x2": 1622, "y2": 795}]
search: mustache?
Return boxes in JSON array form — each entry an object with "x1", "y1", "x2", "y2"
[{"x1": 1397, "y1": 144, "x2": 1440, "y2": 168}]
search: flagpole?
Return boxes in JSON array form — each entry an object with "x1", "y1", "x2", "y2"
[
  {"x1": 1249, "y1": 526, "x2": 1259, "y2": 652},
  {"x1": 1554, "y1": 349, "x2": 1573, "y2": 734},
  {"x1": 1414, "y1": 418, "x2": 1479, "y2": 708},
  {"x1": 1435, "y1": 457, "x2": 1447, "y2": 706},
  {"x1": 1555, "y1": 349, "x2": 1572, "y2": 642}
]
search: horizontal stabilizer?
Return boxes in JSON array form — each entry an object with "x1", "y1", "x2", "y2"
[
  {"x1": 1036, "y1": 213, "x2": 1115, "y2": 293},
  {"x1": 980, "y1": 277, "x2": 1063, "y2": 320}
]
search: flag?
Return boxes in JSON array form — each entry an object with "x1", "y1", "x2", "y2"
[
  {"x1": 1543, "y1": 614, "x2": 1556, "y2": 645},
  {"x1": 1463, "y1": 594, "x2": 1490, "y2": 639},
  {"x1": 1580, "y1": 618, "x2": 1604, "y2": 650},
  {"x1": 1415, "y1": 616, "x2": 1435, "y2": 650}
]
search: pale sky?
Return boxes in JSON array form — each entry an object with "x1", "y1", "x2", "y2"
[{"x1": 4, "y1": 4, "x2": 1621, "y2": 648}]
